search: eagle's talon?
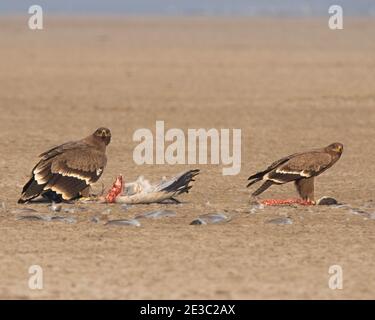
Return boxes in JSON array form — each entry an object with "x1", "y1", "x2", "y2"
[{"x1": 78, "y1": 196, "x2": 99, "y2": 202}]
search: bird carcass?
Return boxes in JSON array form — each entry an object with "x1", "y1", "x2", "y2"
[{"x1": 105, "y1": 169, "x2": 200, "y2": 204}]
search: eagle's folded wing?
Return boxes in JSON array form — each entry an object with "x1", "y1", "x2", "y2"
[
  {"x1": 268, "y1": 152, "x2": 332, "y2": 183},
  {"x1": 22, "y1": 144, "x2": 106, "y2": 202},
  {"x1": 43, "y1": 148, "x2": 106, "y2": 199}
]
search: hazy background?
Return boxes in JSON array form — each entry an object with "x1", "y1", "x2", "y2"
[{"x1": 1, "y1": 0, "x2": 375, "y2": 16}]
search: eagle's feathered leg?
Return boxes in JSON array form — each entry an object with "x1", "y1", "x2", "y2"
[
  {"x1": 76, "y1": 185, "x2": 101, "y2": 202},
  {"x1": 295, "y1": 177, "x2": 315, "y2": 204},
  {"x1": 80, "y1": 186, "x2": 91, "y2": 198}
]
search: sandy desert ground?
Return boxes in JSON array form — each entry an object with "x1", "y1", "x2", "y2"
[{"x1": 0, "y1": 17, "x2": 375, "y2": 299}]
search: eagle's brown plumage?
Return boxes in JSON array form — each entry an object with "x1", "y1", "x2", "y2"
[
  {"x1": 247, "y1": 142, "x2": 343, "y2": 202},
  {"x1": 18, "y1": 127, "x2": 111, "y2": 203}
]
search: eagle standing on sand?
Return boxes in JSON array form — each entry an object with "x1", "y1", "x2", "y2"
[
  {"x1": 247, "y1": 142, "x2": 343, "y2": 204},
  {"x1": 18, "y1": 127, "x2": 111, "y2": 203}
]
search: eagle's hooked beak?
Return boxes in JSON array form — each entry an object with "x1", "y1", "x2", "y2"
[{"x1": 334, "y1": 145, "x2": 343, "y2": 153}]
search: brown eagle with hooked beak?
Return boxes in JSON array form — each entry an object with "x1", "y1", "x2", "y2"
[
  {"x1": 247, "y1": 142, "x2": 343, "y2": 204},
  {"x1": 18, "y1": 127, "x2": 111, "y2": 203}
]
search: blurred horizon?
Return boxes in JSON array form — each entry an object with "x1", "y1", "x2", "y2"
[{"x1": 1, "y1": 0, "x2": 375, "y2": 17}]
